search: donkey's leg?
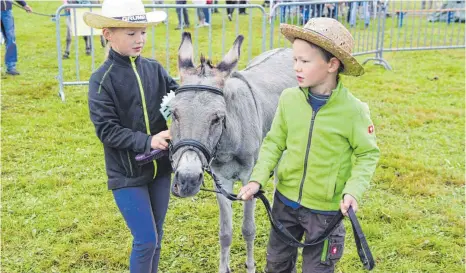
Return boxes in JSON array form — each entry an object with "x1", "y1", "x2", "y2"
[
  {"x1": 239, "y1": 163, "x2": 257, "y2": 273},
  {"x1": 242, "y1": 191, "x2": 256, "y2": 273},
  {"x1": 216, "y1": 179, "x2": 234, "y2": 273},
  {"x1": 84, "y1": 36, "x2": 91, "y2": 55}
]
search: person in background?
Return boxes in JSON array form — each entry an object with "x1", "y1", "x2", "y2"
[
  {"x1": 239, "y1": 0, "x2": 248, "y2": 15},
  {"x1": 193, "y1": 0, "x2": 210, "y2": 27},
  {"x1": 1, "y1": 0, "x2": 33, "y2": 76},
  {"x1": 226, "y1": 0, "x2": 235, "y2": 21},
  {"x1": 175, "y1": 0, "x2": 191, "y2": 29}
]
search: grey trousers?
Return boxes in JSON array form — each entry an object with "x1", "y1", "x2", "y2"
[{"x1": 265, "y1": 193, "x2": 346, "y2": 273}]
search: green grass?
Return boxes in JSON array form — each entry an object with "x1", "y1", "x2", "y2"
[{"x1": 2, "y1": 1, "x2": 465, "y2": 273}]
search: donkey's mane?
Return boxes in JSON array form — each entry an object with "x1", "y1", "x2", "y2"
[{"x1": 198, "y1": 54, "x2": 215, "y2": 76}]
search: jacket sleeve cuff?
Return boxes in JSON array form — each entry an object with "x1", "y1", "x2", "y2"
[
  {"x1": 249, "y1": 170, "x2": 270, "y2": 188},
  {"x1": 134, "y1": 131, "x2": 150, "y2": 153},
  {"x1": 342, "y1": 185, "x2": 364, "y2": 203},
  {"x1": 144, "y1": 136, "x2": 152, "y2": 154}
]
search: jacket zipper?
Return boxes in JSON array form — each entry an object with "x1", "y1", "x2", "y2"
[
  {"x1": 297, "y1": 110, "x2": 317, "y2": 204},
  {"x1": 130, "y1": 57, "x2": 157, "y2": 178},
  {"x1": 126, "y1": 151, "x2": 134, "y2": 176}
]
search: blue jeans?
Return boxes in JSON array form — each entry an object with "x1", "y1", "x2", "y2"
[
  {"x1": 112, "y1": 173, "x2": 171, "y2": 273},
  {"x1": 1, "y1": 9, "x2": 17, "y2": 71},
  {"x1": 280, "y1": 5, "x2": 290, "y2": 23},
  {"x1": 197, "y1": 8, "x2": 210, "y2": 24},
  {"x1": 176, "y1": 0, "x2": 190, "y2": 26},
  {"x1": 203, "y1": 8, "x2": 210, "y2": 24},
  {"x1": 349, "y1": 2, "x2": 370, "y2": 27}
]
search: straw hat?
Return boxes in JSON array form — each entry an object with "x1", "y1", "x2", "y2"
[
  {"x1": 280, "y1": 18, "x2": 364, "y2": 76},
  {"x1": 83, "y1": 0, "x2": 167, "y2": 29}
]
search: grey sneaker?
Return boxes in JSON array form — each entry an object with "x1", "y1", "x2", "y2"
[{"x1": 6, "y1": 68, "x2": 20, "y2": 75}]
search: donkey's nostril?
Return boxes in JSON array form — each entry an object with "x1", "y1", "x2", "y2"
[
  {"x1": 198, "y1": 173, "x2": 203, "y2": 181},
  {"x1": 175, "y1": 171, "x2": 180, "y2": 180}
]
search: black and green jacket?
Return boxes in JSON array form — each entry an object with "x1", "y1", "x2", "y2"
[{"x1": 88, "y1": 49, "x2": 178, "y2": 190}]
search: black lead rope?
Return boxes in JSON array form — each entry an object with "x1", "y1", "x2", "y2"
[
  {"x1": 256, "y1": 191, "x2": 374, "y2": 270},
  {"x1": 135, "y1": 148, "x2": 375, "y2": 270},
  {"x1": 206, "y1": 167, "x2": 375, "y2": 270}
]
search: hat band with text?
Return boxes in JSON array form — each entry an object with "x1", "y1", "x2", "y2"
[{"x1": 113, "y1": 14, "x2": 147, "y2": 22}]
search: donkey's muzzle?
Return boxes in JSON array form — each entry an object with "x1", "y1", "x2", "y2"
[{"x1": 172, "y1": 169, "x2": 203, "y2": 197}]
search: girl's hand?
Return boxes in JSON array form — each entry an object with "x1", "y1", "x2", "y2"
[
  {"x1": 151, "y1": 130, "x2": 171, "y2": 150},
  {"x1": 340, "y1": 194, "x2": 358, "y2": 216}
]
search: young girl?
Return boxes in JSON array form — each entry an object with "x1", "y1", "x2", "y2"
[
  {"x1": 238, "y1": 18, "x2": 380, "y2": 272},
  {"x1": 84, "y1": 0, "x2": 178, "y2": 272}
]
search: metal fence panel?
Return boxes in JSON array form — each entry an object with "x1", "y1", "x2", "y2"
[
  {"x1": 55, "y1": 3, "x2": 267, "y2": 101},
  {"x1": 55, "y1": 1, "x2": 465, "y2": 101}
]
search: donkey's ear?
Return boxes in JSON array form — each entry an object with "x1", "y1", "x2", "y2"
[
  {"x1": 178, "y1": 32, "x2": 195, "y2": 75},
  {"x1": 217, "y1": 35, "x2": 244, "y2": 77}
]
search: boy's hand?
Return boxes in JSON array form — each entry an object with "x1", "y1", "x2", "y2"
[
  {"x1": 340, "y1": 194, "x2": 358, "y2": 216},
  {"x1": 237, "y1": 181, "x2": 261, "y2": 201},
  {"x1": 151, "y1": 130, "x2": 171, "y2": 150}
]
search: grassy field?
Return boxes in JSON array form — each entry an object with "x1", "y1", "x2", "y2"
[{"x1": 2, "y1": 1, "x2": 465, "y2": 272}]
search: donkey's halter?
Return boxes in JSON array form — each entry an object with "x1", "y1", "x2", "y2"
[
  {"x1": 169, "y1": 139, "x2": 213, "y2": 168},
  {"x1": 169, "y1": 84, "x2": 225, "y2": 171},
  {"x1": 175, "y1": 84, "x2": 224, "y2": 96}
]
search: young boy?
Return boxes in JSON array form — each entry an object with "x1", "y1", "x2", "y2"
[
  {"x1": 84, "y1": 0, "x2": 178, "y2": 272},
  {"x1": 238, "y1": 18, "x2": 380, "y2": 272}
]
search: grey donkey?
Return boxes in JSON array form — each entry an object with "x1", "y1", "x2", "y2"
[{"x1": 169, "y1": 32, "x2": 296, "y2": 273}]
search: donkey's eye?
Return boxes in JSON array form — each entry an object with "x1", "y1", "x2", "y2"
[
  {"x1": 172, "y1": 111, "x2": 179, "y2": 120},
  {"x1": 211, "y1": 116, "x2": 220, "y2": 125}
]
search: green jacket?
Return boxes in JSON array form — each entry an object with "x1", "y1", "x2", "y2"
[{"x1": 250, "y1": 82, "x2": 380, "y2": 211}]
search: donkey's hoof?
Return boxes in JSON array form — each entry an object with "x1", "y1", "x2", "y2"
[{"x1": 219, "y1": 267, "x2": 231, "y2": 273}]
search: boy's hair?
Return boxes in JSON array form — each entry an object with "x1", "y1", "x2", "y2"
[{"x1": 306, "y1": 40, "x2": 345, "y2": 82}]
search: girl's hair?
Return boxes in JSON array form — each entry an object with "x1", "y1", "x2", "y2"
[
  {"x1": 104, "y1": 40, "x2": 111, "y2": 59},
  {"x1": 103, "y1": 27, "x2": 118, "y2": 59}
]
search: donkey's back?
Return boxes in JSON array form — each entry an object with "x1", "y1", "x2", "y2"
[{"x1": 228, "y1": 48, "x2": 295, "y2": 137}]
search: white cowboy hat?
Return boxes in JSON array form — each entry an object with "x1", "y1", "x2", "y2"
[
  {"x1": 280, "y1": 18, "x2": 364, "y2": 76},
  {"x1": 83, "y1": 0, "x2": 167, "y2": 29}
]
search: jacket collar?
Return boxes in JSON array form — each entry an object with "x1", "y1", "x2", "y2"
[
  {"x1": 108, "y1": 48, "x2": 140, "y2": 66},
  {"x1": 300, "y1": 81, "x2": 344, "y2": 105},
  {"x1": 299, "y1": 80, "x2": 346, "y2": 108}
]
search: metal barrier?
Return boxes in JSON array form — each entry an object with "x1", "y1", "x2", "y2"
[
  {"x1": 384, "y1": 0, "x2": 465, "y2": 52},
  {"x1": 55, "y1": 1, "x2": 465, "y2": 101},
  {"x1": 54, "y1": 3, "x2": 267, "y2": 101},
  {"x1": 269, "y1": 0, "x2": 464, "y2": 71},
  {"x1": 270, "y1": 1, "x2": 394, "y2": 70}
]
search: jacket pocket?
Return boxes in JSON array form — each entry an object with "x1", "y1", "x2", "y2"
[
  {"x1": 321, "y1": 221, "x2": 346, "y2": 265},
  {"x1": 276, "y1": 150, "x2": 287, "y2": 181},
  {"x1": 328, "y1": 222, "x2": 345, "y2": 260},
  {"x1": 119, "y1": 150, "x2": 135, "y2": 177},
  {"x1": 326, "y1": 161, "x2": 340, "y2": 201}
]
